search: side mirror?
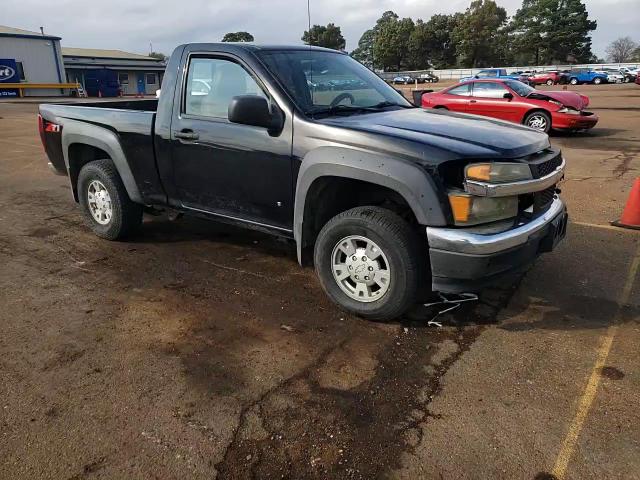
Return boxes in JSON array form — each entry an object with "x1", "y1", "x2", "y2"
[
  {"x1": 503, "y1": 92, "x2": 514, "y2": 100},
  {"x1": 228, "y1": 95, "x2": 283, "y2": 131}
]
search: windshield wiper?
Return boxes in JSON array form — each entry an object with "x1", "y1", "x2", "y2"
[
  {"x1": 308, "y1": 101, "x2": 413, "y2": 117},
  {"x1": 366, "y1": 101, "x2": 414, "y2": 109},
  {"x1": 307, "y1": 104, "x2": 379, "y2": 117}
]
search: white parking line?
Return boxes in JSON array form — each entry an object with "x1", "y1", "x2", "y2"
[{"x1": 552, "y1": 240, "x2": 640, "y2": 478}]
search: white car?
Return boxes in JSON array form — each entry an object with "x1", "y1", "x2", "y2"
[{"x1": 595, "y1": 70, "x2": 624, "y2": 83}]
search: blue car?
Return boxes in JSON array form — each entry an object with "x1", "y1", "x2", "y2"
[
  {"x1": 566, "y1": 69, "x2": 608, "y2": 85},
  {"x1": 460, "y1": 68, "x2": 530, "y2": 84}
]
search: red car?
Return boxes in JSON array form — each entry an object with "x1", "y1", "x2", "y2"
[
  {"x1": 422, "y1": 79, "x2": 598, "y2": 133},
  {"x1": 528, "y1": 70, "x2": 560, "y2": 86}
]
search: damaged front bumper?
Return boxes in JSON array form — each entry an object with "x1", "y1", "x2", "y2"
[{"x1": 426, "y1": 196, "x2": 568, "y2": 293}]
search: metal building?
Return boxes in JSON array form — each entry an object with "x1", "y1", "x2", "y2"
[
  {"x1": 63, "y1": 48, "x2": 166, "y2": 96},
  {"x1": 0, "y1": 25, "x2": 66, "y2": 96}
]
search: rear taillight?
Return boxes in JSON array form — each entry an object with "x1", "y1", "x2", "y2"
[{"x1": 37, "y1": 113, "x2": 46, "y2": 148}]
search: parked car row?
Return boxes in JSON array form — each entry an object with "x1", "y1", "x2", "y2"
[
  {"x1": 526, "y1": 67, "x2": 637, "y2": 85},
  {"x1": 391, "y1": 73, "x2": 439, "y2": 84}
]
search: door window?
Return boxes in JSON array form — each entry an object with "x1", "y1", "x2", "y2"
[
  {"x1": 446, "y1": 83, "x2": 471, "y2": 96},
  {"x1": 471, "y1": 82, "x2": 510, "y2": 98},
  {"x1": 15, "y1": 61, "x2": 26, "y2": 81},
  {"x1": 184, "y1": 57, "x2": 266, "y2": 119}
]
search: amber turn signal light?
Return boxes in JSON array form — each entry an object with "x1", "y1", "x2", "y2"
[
  {"x1": 465, "y1": 164, "x2": 491, "y2": 181},
  {"x1": 448, "y1": 194, "x2": 472, "y2": 222}
]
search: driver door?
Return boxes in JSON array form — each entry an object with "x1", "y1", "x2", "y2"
[
  {"x1": 467, "y1": 81, "x2": 520, "y2": 121},
  {"x1": 169, "y1": 54, "x2": 293, "y2": 230}
]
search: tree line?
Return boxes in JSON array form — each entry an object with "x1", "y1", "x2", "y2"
[
  {"x1": 217, "y1": 0, "x2": 639, "y2": 71},
  {"x1": 350, "y1": 0, "x2": 598, "y2": 71}
]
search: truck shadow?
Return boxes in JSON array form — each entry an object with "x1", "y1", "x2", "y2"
[{"x1": 133, "y1": 214, "x2": 297, "y2": 259}]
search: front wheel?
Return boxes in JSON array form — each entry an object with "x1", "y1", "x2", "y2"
[
  {"x1": 524, "y1": 110, "x2": 551, "y2": 133},
  {"x1": 314, "y1": 207, "x2": 421, "y2": 321},
  {"x1": 593, "y1": 77, "x2": 602, "y2": 85},
  {"x1": 77, "y1": 159, "x2": 143, "y2": 240},
  {"x1": 570, "y1": 78, "x2": 578, "y2": 85},
  {"x1": 546, "y1": 79, "x2": 554, "y2": 86}
]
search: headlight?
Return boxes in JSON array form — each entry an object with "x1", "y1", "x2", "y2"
[
  {"x1": 557, "y1": 107, "x2": 581, "y2": 115},
  {"x1": 465, "y1": 162, "x2": 533, "y2": 183},
  {"x1": 448, "y1": 191, "x2": 518, "y2": 225}
]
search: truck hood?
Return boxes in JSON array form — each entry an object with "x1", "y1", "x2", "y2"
[
  {"x1": 527, "y1": 90, "x2": 589, "y2": 110},
  {"x1": 319, "y1": 108, "x2": 549, "y2": 159}
]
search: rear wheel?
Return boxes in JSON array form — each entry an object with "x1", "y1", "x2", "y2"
[
  {"x1": 593, "y1": 77, "x2": 602, "y2": 85},
  {"x1": 569, "y1": 77, "x2": 578, "y2": 85},
  {"x1": 77, "y1": 159, "x2": 143, "y2": 240},
  {"x1": 314, "y1": 207, "x2": 421, "y2": 321},
  {"x1": 546, "y1": 79, "x2": 554, "y2": 86},
  {"x1": 524, "y1": 110, "x2": 551, "y2": 133}
]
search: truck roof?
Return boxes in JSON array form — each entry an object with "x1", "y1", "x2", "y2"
[{"x1": 175, "y1": 43, "x2": 346, "y2": 54}]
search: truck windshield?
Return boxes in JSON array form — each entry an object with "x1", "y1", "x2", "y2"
[{"x1": 256, "y1": 50, "x2": 412, "y2": 116}]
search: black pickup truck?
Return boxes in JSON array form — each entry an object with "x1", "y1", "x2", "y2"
[{"x1": 39, "y1": 43, "x2": 567, "y2": 320}]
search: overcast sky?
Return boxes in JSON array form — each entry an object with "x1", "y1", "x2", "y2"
[{"x1": 4, "y1": 0, "x2": 638, "y2": 59}]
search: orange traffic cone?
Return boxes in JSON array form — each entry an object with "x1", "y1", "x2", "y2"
[{"x1": 612, "y1": 178, "x2": 640, "y2": 230}]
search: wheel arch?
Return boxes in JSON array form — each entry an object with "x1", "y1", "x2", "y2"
[
  {"x1": 294, "y1": 147, "x2": 446, "y2": 265},
  {"x1": 61, "y1": 119, "x2": 142, "y2": 203}
]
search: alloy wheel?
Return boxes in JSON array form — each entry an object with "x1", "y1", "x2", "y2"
[
  {"x1": 527, "y1": 114, "x2": 548, "y2": 131},
  {"x1": 331, "y1": 235, "x2": 391, "y2": 303},
  {"x1": 87, "y1": 180, "x2": 113, "y2": 225}
]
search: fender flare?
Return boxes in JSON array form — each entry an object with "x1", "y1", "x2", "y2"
[
  {"x1": 294, "y1": 146, "x2": 446, "y2": 263},
  {"x1": 61, "y1": 119, "x2": 143, "y2": 203}
]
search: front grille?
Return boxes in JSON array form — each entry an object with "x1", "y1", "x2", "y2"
[
  {"x1": 534, "y1": 185, "x2": 557, "y2": 212},
  {"x1": 530, "y1": 152, "x2": 562, "y2": 178}
]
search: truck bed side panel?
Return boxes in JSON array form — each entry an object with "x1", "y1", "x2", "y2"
[{"x1": 39, "y1": 104, "x2": 166, "y2": 205}]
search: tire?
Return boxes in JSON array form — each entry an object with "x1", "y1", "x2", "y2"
[
  {"x1": 593, "y1": 77, "x2": 602, "y2": 85},
  {"x1": 77, "y1": 159, "x2": 143, "y2": 240},
  {"x1": 524, "y1": 110, "x2": 551, "y2": 133},
  {"x1": 546, "y1": 79, "x2": 554, "y2": 86},
  {"x1": 569, "y1": 77, "x2": 578, "y2": 85},
  {"x1": 313, "y1": 206, "x2": 421, "y2": 321}
]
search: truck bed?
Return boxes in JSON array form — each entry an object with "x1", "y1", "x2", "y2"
[{"x1": 39, "y1": 99, "x2": 165, "y2": 204}]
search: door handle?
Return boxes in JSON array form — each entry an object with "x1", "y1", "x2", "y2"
[
  {"x1": 469, "y1": 100, "x2": 477, "y2": 103},
  {"x1": 175, "y1": 130, "x2": 199, "y2": 140}
]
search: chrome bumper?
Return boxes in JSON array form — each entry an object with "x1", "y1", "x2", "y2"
[
  {"x1": 427, "y1": 197, "x2": 566, "y2": 255},
  {"x1": 464, "y1": 158, "x2": 565, "y2": 197}
]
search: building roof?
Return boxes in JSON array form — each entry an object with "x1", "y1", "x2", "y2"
[
  {"x1": 0, "y1": 24, "x2": 61, "y2": 40},
  {"x1": 62, "y1": 47, "x2": 163, "y2": 62}
]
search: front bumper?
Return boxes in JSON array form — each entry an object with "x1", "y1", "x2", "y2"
[
  {"x1": 426, "y1": 197, "x2": 568, "y2": 292},
  {"x1": 552, "y1": 111, "x2": 599, "y2": 130}
]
